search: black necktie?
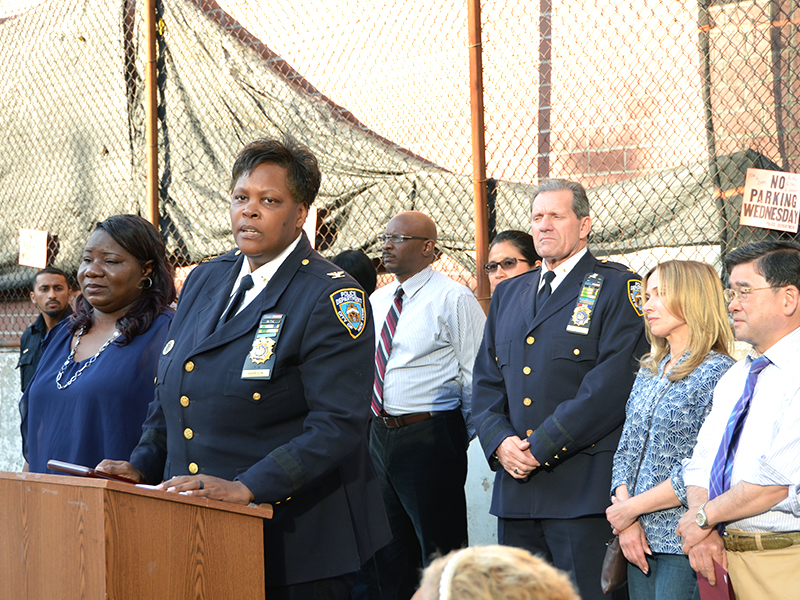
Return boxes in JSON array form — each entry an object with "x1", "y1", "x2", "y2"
[
  {"x1": 536, "y1": 270, "x2": 556, "y2": 313},
  {"x1": 219, "y1": 274, "x2": 254, "y2": 327}
]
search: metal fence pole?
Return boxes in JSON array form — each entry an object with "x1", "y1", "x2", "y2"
[
  {"x1": 468, "y1": 0, "x2": 491, "y2": 311},
  {"x1": 145, "y1": 0, "x2": 159, "y2": 227}
]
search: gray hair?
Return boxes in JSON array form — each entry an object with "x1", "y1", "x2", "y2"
[{"x1": 532, "y1": 178, "x2": 590, "y2": 219}]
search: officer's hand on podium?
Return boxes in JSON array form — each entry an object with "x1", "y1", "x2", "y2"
[
  {"x1": 157, "y1": 475, "x2": 256, "y2": 505},
  {"x1": 96, "y1": 460, "x2": 145, "y2": 483}
]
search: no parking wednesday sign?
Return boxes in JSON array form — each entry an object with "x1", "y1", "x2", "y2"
[{"x1": 740, "y1": 168, "x2": 800, "y2": 233}]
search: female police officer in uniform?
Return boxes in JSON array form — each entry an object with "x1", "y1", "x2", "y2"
[{"x1": 99, "y1": 138, "x2": 390, "y2": 599}]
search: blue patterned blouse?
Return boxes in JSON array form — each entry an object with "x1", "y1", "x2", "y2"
[{"x1": 611, "y1": 351, "x2": 735, "y2": 554}]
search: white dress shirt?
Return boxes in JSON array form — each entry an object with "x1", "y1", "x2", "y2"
[
  {"x1": 225, "y1": 235, "x2": 302, "y2": 316},
  {"x1": 539, "y1": 247, "x2": 588, "y2": 294},
  {"x1": 683, "y1": 325, "x2": 800, "y2": 532},
  {"x1": 369, "y1": 266, "x2": 486, "y2": 437}
]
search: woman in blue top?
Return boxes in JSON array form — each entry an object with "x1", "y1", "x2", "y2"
[
  {"x1": 20, "y1": 214, "x2": 175, "y2": 474},
  {"x1": 606, "y1": 260, "x2": 735, "y2": 600}
]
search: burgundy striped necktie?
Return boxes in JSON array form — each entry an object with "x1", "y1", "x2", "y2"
[{"x1": 371, "y1": 287, "x2": 404, "y2": 416}]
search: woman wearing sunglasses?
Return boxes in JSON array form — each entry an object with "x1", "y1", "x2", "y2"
[{"x1": 484, "y1": 230, "x2": 542, "y2": 293}]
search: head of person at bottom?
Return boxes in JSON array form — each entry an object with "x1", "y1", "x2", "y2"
[
  {"x1": 640, "y1": 260, "x2": 733, "y2": 381},
  {"x1": 30, "y1": 267, "x2": 72, "y2": 328},
  {"x1": 330, "y1": 249, "x2": 377, "y2": 295},
  {"x1": 380, "y1": 211, "x2": 438, "y2": 283},
  {"x1": 412, "y1": 545, "x2": 580, "y2": 600},
  {"x1": 73, "y1": 214, "x2": 176, "y2": 343},
  {"x1": 229, "y1": 137, "x2": 320, "y2": 271},
  {"x1": 530, "y1": 178, "x2": 591, "y2": 270},
  {"x1": 485, "y1": 230, "x2": 542, "y2": 292},
  {"x1": 723, "y1": 239, "x2": 800, "y2": 354}
]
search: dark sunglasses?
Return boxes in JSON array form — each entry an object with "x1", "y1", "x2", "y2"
[{"x1": 483, "y1": 257, "x2": 528, "y2": 274}]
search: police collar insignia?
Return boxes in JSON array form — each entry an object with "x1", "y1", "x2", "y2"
[
  {"x1": 330, "y1": 288, "x2": 366, "y2": 339},
  {"x1": 567, "y1": 273, "x2": 604, "y2": 335},
  {"x1": 628, "y1": 279, "x2": 644, "y2": 316},
  {"x1": 242, "y1": 313, "x2": 285, "y2": 380}
]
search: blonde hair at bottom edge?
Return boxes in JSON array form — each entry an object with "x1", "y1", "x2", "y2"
[{"x1": 415, "y1": 545, "x2": 581, "y2": 600}]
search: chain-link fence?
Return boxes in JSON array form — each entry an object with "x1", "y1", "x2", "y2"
[{"x1": 1, "y1": 0, "x2": 798, "y2": 342}]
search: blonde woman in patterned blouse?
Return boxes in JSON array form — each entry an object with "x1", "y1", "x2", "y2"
[{"x1": 606, "y1": 260, "x2": 735, "y2": 600}]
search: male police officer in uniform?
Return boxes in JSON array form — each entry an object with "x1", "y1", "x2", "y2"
[
  {"x1": 99, "y1": 138, "x2": 390, "y2": 599},
  {"x1": 472, "y1": 179, "x2": 647, "y2": 600}
]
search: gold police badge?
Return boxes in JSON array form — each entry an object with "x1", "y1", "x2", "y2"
[{"x1": 250, "y1": 337, "x2": 276, "y2": 365}]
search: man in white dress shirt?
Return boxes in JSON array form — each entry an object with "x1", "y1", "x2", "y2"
[
  {"x1": 368, "y1": 211, "x2": 486, "y2": 600},
  {"x1": 678, "y1": 240, "x2": 800, "y2": 599}
]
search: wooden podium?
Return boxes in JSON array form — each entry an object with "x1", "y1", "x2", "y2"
[{"x1": 0, "y1": 471, "x2": 272, "y2": 599}]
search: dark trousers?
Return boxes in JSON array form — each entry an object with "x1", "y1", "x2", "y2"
[
  {"x1": 369, "y1": 410, "x2": 468, "y2": 600},
  {"x1": 499, "y1": 514, "x2": 627, "y2": 600}
]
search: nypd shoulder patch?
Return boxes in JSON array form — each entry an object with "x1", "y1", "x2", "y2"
[
  {"x1": 330, "y1": 288, "x2": 367, "y2": 339},
  {"x1": 628, "y1": 279, "x2": 644, "y2": 316}
]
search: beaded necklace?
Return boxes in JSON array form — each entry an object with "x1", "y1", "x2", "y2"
[{"x1": 55, "y1": 326, "x2": 121, "y2": 390}]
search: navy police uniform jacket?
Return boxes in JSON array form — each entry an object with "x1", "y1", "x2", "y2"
[
  {"x1": 130, "y1": 234, "x2": 391, "y2": 586},
  {"x1": 472, "y1": 251, "x2": 648, "y2": 519}
]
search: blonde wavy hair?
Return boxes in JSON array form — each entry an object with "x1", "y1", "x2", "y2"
[
  {"x1": 413, "y1": 545, "x2": 579, "y2": 600},
  {"x1": 640, "y1": 260, "x2": 733, "y2": 381}
]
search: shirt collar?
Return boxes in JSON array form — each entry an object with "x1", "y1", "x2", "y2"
[
  {"x1": 233, "y1": 234, "x2": 302, "y2": 292},
  {"x1": 541, "y1": 247, "x2": 588, "y2": 290},
  {"x1": 392, "y1": 265, "x2": 433, "y2": 299},
  {"x1": 749, "y1": 324, "x2": 800, "y2": 371}
]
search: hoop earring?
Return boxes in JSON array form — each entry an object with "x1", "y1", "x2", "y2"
[{"x1": 139, "y1": 276, "x2": 153, "y2": 290}]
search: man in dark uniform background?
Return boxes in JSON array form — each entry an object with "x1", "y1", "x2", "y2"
[
  {"x1": 99, "y1": 138, "x2": 390, "y2": 599},
  {"x1": 472, "y1": 178, "x2": 648, "y2": 600},
  {"x1": 18, "y1": 267, "x2": 72, "y2": 392}
]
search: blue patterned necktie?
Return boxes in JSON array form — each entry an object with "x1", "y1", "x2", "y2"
[{"x1": 708, "y1": 355, "x2": 771, "y2": 501}]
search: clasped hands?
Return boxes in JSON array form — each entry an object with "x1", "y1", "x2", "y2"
[
  {"x1": 96, "y1": 460, "x2": 255, "y2": 505},
  {"x1": 675, "y1": 508, "x2": 726, "y2": 586},
  {"x1": 495, "y1": 436, "x2": 540, "y2": 480},
  {"x1": 606, "y1": 491, "x2": 652, "y2": 574}
]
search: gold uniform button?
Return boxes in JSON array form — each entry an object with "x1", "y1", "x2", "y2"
[
  {"x1": 185, "y1": 361, "x2": 194, "y2": 372},
  {"x1": 180, "y1": 396, "x2": 190, "y2": 407},
  {"x1": 523, "y1": 366, "x2": 531, "y2": 375},
  {"x1": 573, "y1": 349, "x2": 580, "y2": 356},
  {"x1": 526, "y1": 429, "x2": 533, "y2": 437},
  {"x1": 188, "y1": 462, "x2": 198, "y2": 474},
  {"x1": 523, "y1": 398, "x2": 532, "y2": 406},
  {"x1": 554, "y1": 454, "x2": 560, "y2": 460},
  {"x1": 562, "y1": 446, "x2": 568, "y2": 452},
  {"x1": 184, "y1": 428, "x2": 194, "y2": 439},
  {"x1": 253, "y1": 392, "x2": 261, "y2": 401},
  {"x1": 301, "y1": 259, "x2": 310, "y2": 265},
  {"x1": 526, "y1": 336, "x2": 535, "y2": 345},
  {"x1": 154, "y1": 377, "x2": 157, "y2": 384},
  {"x1": 545, "y1": 462, "x2": 551, "y2": 467}
]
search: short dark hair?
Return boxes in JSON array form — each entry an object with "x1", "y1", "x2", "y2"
[
  {"x1": 725, "y1": 240, "x2": 800, "y2": 289},
  {"x1": 229, "y1": 137, "x2": 321, "y2": 206},
  {"x1": 330, "y1": 249, "x2": 378, "y2": 295},
  {"x1": 72, "y1": 214, "x2": 176, "y2": 344},
  {"x1": 490, "y1": 230, "x2": 541, "y2": 266},
  {"x1": 33, "y1": 266, "x2": 69, "y2": 287},
  {"x1": 532, "y1": 178, "x2": 590, "y2": 219}
]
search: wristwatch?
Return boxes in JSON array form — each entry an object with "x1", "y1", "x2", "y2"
[{"x1": 695, "y1": 501, "x2": 712, "y2": 529}]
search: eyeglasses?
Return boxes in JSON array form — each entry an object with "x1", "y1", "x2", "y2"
[
  {"x1": 483, "y1": 257, "x2": 528, "y2": 274},
  {"x1": 378, "y1": 234, "x2": 429, "y2": 244},
  {"x1": 723, "y1": 286, "x2": 781, "y2": 304}
]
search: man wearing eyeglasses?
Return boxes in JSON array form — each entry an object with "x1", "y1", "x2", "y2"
[
  {"x1": 368, "y1": 210, "x2": 486, "y2": 600},
  {"x1": 472, "y1": 178, "x2": 648, "y2": 600},
  {"x1": 677, "y1": 240, "x2": 800, "y2": 599}
]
